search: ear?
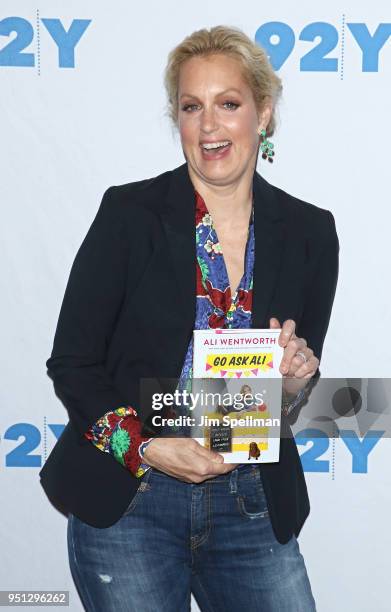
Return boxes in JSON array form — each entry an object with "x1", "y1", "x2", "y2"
[{"x1": 257, "y1": 98, "x2": 273, "y2": 133}]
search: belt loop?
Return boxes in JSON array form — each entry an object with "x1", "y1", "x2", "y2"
[{"x1": 229, "y1": 468, "x2": 238, "y2": 494}]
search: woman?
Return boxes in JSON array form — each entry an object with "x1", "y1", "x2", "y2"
[
  {"x1": 40, "y1": 26, "x2": 339, "y2": 611},
  {"x1": 234, "y1": 384, "x2": 258, "y2": 413}
]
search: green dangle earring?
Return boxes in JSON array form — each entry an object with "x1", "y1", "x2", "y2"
[{"x1": 259, "y1": 128, "x2": 275, "y2": 163}]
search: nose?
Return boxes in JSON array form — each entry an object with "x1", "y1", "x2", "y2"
[{"x1": 200, "y1": 104, "x2": 219, "y2": 133}]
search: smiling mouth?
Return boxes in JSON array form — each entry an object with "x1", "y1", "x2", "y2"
[{"x1": 200, "y1": 140, "x2": 232, "y2": 151}]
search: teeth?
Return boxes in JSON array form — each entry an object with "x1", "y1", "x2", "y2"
[{"x1": 202, "y1": 141, "x2": 231, "y2": 150}]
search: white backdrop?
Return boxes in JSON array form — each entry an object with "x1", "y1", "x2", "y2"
[{"x1": 1, "y1": 1, "x2": 390, "y2": 610}]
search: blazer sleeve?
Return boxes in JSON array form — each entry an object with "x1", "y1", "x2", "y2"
[
  {"x1": 282, "y1": 210, "x2": 339, "y2": 425},
  {"x1": 45, "y1": 186, "x2": 142, "y2": 441},
  {"x1": 297, "y1": 209, "x2": 339, "y2": 364}
]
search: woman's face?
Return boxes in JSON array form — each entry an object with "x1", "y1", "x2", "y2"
[
  {"x1": 241, "y1": 385, "x2": 252, "y2": 395},
  {"x1": 177, "y1": 53, "x2": 270, "y2": 187}
]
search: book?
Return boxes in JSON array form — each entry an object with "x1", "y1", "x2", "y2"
[{"x1": 191, "y1": 329, "x2": 283, "y2": 463}]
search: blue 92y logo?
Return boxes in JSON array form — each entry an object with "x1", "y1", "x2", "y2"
[
  {"x1": 295, "y1": 429, "x2": 384, "y2": 474},
  {"x1": 255, "y1": 20, "x2": 391, "y2": 72},
  {"x1": 2, "y1": 422, "x2": 65, "y2": 467},
  {"x1": 0, "y1": 16, "x2": 91, "y2": 68}
]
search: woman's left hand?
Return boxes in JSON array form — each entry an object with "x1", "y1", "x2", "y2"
[{"x1": 270, "y1": 317, "x2": 319, "y2": 395}]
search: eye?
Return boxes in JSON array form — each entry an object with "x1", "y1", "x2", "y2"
[
  {"x1": 181, "y1": 104, "x2": 199, "y2": 112},
  {"x1": 223, "y1": 101, "x2": 239, "y2": 110}
]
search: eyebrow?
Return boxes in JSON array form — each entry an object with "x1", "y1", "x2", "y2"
[{"x1": 180, "y1": 88, "x2": 243, "y2": 100}]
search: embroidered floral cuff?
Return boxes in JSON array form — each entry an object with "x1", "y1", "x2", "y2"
[
  {"x1": 84, "y1": 406, "x2": 154, "y2": 478},
  {"x1": 282, "y1": 386, "x2": 307, "y2": 417},
  {"x1": 281, "y1": 370, "x2": 321, "y2": 417}
]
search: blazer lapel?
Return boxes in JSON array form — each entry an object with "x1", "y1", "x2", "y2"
[
  {"x1": 251, "y1": 171, "x2": 286, "y2": 328},
  {"x1": 159, "y1": 161, "x2": 286, "y2": 330},
  {"x1": 159, "y1": 162, "x2": 197, "y2": 329}
]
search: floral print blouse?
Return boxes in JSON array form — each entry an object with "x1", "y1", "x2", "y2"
[{"x1": 84, "y1": 188, "x2": 255, "y2": 477}]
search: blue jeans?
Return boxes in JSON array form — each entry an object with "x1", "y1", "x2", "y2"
[{"x1": 67, "y1": 464, "x2": 316, "y2": 611}]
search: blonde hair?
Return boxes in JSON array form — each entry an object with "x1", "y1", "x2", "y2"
[{"x1": 163, "y1": 25, "x2": 282, "y2": 136}]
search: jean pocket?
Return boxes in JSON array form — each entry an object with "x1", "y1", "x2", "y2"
[
  {"x1": 122, "y1": 469, "x2": 153, "y2": 517},
  {"x1": 236, "y1": 475, "x2": 269, "y2": 519}
]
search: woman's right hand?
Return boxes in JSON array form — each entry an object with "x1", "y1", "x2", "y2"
[{"x1": 142, "y1": 438, "x2": 239, "y2": 483}]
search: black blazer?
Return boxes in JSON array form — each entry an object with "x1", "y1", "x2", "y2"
[{"x1": 39, "y1": 161, "x2": 339, "y2": 544}]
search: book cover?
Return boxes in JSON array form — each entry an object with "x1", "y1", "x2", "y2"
[{"x1": 192, "y1": 329, "x2": 283, "y2": 463}]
